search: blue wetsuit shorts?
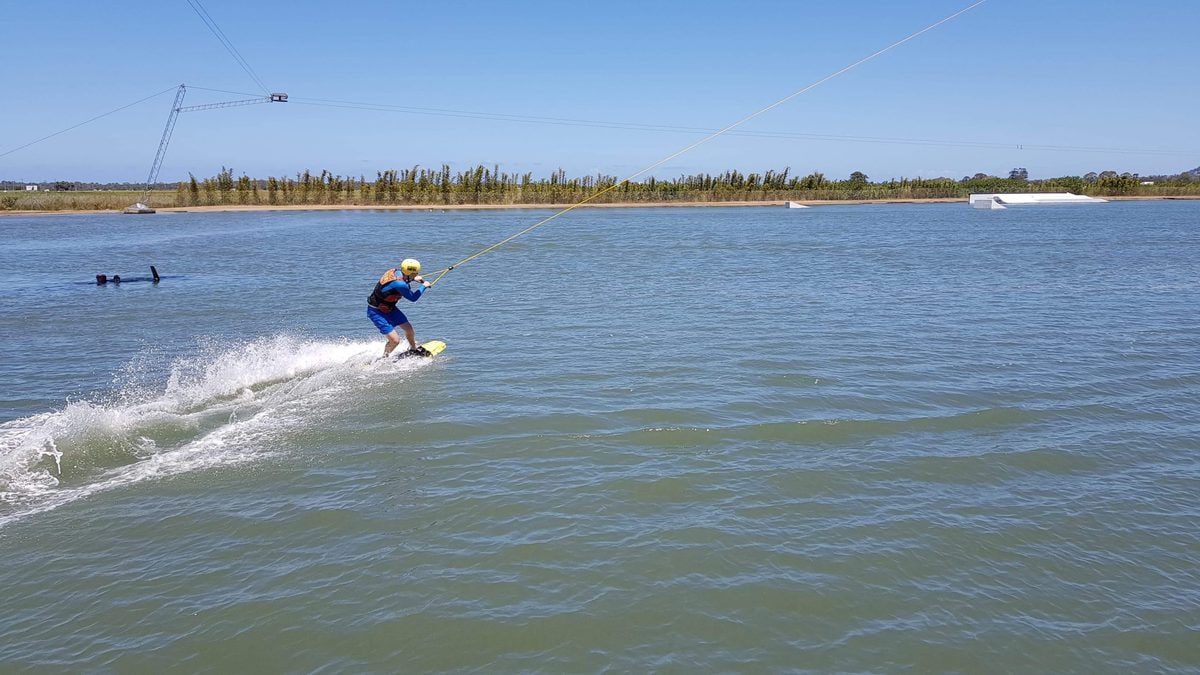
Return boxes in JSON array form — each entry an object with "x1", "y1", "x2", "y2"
[{"x1": 367, "y1": 305, "x2": 409, "y2": 335}]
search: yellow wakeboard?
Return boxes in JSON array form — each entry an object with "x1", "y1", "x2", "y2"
[
  {"x1": 398, "y1": 339, "x2": 446, "y2": 359},
  {"x1": 419, "y1": 339, "x2": 446, "y2": 357}
]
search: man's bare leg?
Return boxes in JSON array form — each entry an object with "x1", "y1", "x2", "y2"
[
  {"x1": 383, "y1": 324, "x2": 418, "y2": 357},
  {"x1": 383, "y1": 330, "x2": 402, "y2": 357}
]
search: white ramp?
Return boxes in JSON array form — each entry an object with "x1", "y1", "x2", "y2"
[
  {"x1": 971, "y1": 196, "x2": 1007, "y2": 210},
  {"x1": 970, "y1": 192, "x2": 1106, "y2": 208}
]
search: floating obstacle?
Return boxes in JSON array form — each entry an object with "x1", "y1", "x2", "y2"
[{"x1": 970, "y1": 193, "x2": 1107, "y2": 209}]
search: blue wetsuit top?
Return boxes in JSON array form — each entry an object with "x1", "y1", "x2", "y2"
[
  {"x1": 367, "y1": 268, "x2": 425, "y2": 309},
  {"x1": 379, "y1": 279, "x2": 424, "y2": 302}
]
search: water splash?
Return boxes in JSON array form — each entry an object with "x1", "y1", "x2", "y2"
[{"x1": 0, "y1": 334, "x2": 435, "y2": 528}]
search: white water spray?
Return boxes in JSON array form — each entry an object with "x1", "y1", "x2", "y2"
[{"x1": 0, "y1": 334, "x2": 437, "y2": 529}]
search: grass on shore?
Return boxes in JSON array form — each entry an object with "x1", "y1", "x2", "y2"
[
  {"x1": 0, "y1": 190, "x2": 161, "y2": 211},
  {"x1": 3, "y1": 186, "x2": 1199, "y2": 212}
]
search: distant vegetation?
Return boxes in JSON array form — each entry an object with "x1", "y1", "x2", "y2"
[{"x1": 3, "y1": 165, "x2": 1199, "y2": 211}]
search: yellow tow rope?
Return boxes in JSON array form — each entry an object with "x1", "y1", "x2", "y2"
[
  {"x1": 426, "y1": 186, "x2": 624, "y2": 288},
  {"x1": 425, "y1": 0, "x2": 988, "y2": 289}
]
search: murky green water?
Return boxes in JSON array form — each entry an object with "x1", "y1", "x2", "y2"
[{"x1": 2, "y1": 202, "x2": 1198, "y2": 672}]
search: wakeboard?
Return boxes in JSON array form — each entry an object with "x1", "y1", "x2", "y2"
[{"x1": 396, "y1": 339, "x2": 446, "y2": 359}]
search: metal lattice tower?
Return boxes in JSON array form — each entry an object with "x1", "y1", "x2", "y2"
[{"x1": 127, "y1": 85, "x2": 287, "y2": 214}]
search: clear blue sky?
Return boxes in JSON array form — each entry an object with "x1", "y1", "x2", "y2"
[{"x1": 2, "y1": 0, "x2": 1197, "y2": 183}]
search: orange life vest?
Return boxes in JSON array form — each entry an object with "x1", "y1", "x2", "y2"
[{"x1": 367, "y1": 268, "x2": 404, "y2": 309}]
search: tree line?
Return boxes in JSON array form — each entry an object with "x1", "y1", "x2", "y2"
[
  {"x1": 5, "y1": 165, "x2": 1198, "y2": 208},
  {"x1": 164, "y1": 165, "x2": 1200, "y2": 207}
]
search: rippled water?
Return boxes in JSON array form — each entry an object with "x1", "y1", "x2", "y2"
[{"x1": 1, "y1": 202, "x2": 1198, "y2": 671}]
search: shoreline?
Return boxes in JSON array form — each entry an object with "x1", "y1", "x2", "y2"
[{"x1": 1, "y1": 194, "x2": 1195, "y2": 217}]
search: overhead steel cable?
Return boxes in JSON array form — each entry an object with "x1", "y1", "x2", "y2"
[
  {"x1": 426, "y1": 0, "x2": 992, "y2": 287},
  {"x1": 183, "y1": 0, "x2": 270, "y2": 94},
  {"x1": 289, "y1": 97, "x2": 1192, "y2": 157},
  {"x1": 0, "y1": 87, "x2": 179, "y2": 160},
  {"x1": 188, "y1": 85, "x2": 266, "y2": 97}
]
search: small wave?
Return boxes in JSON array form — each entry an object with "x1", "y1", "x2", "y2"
[
  {"x1": 0, "y1": 334, "x2": 431, "y2": 529},
  {"x1": 597, "y1": 406, "x2": 1040, "y2": 449}
]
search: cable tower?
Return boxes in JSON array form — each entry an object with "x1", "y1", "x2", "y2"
[{"x1": 125, "y1": 84, "x2": 287, "y2": 214}]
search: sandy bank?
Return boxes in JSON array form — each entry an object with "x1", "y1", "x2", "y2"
[
  {"x1": 0, "y1": 198, "x2": 963, "y2": 217},
  {"x1": 2, "y1": 195, "x2": 1195, "y2": 217}
]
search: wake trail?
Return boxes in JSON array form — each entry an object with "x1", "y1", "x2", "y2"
[{"x1": 0, "y1": 334, "x2": 434, "y2": 529}]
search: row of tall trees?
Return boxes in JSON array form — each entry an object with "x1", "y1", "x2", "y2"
[{"x1": 171, "y1": 165, "x2": 1200, "y2": 207}]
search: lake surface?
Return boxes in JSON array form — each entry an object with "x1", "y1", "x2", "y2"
[{"x1": 1, "y1": 202, "x2": 1198, "y2": 672}]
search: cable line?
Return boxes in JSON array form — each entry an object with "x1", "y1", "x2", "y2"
[
  {"x1": 188, "y1": 85, "x2": 266, "y2": 97},
  {"x1": 290, "y1": 97, "x2": 1192, "y2": 158},
  {"x1": 426, "y1": 0, "x2": 991, "y2": 287},
  {"x1": 0, "y1": 87, "x2": 179, "y2": 160},
  {"x1": 183, "y1": 0, "x2": 270, "y2": 94}
]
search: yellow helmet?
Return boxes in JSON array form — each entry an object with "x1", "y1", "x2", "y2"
[{"x1": 400, "y1": 258, "x2": 421, "y2": 276}]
